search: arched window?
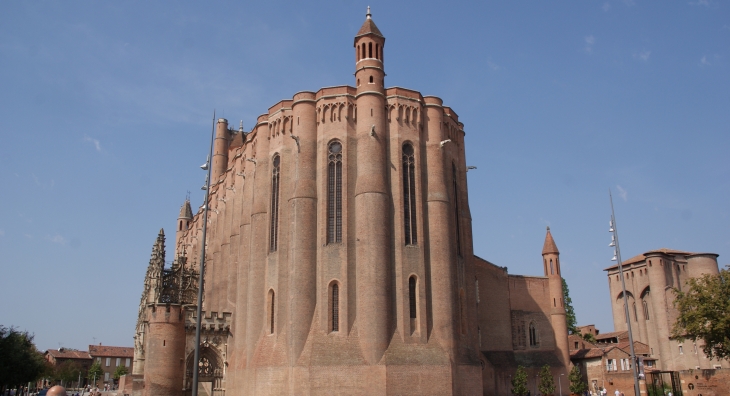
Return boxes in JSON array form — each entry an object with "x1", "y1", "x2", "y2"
[
  {"x1": 633, "y1": 302, "x2": 638, "y2": 321},
  {"x1": 270, "y1": 155, "x2": 281, "y2": 252},
  {"x1": 369, "y1": 76, "x2": 373, "y2": 83},
  {"x1": 529, "y1": 322, "x2": 539, "y2": 347},
  {"x1": 409, "y1": 276, "x2": 417, "y2": 319},
  {"x1": 643, "y1": 300, "x2": 650, "y2": 320},
  {"x1": 368, "y1": 42, "x2": 372, "y2": 58},
  {"x1": 332, "y1": 283, "x2": 339, "y2": 332},
  {"x1": 361, "y1": 44, "x2": 365, "y2": 60},
  {"x1": 550, "y1": 259, "x2": 554, "y2": 275},
  {"x1": 269, "y1": 290, "x2": 275, "y2": 334},
  {"x1": 452, "y1": 163, "x2": 462, "y2": 257},
  {"x1": 402, "y1": 143, "x2": 417, "y2": 245},
  {"x1": 375, "y1": 43, "x2": 379, "y2": 60},
  {"x1": 327, "y1": 141, "x2": 343, "y2": 243}
]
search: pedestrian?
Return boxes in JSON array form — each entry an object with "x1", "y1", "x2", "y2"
[{"x1": 615, "y1": 390, "x2": 620, "y2": 396}]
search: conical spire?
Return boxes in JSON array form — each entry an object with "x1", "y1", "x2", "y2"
[
  {"x1": 179, "y1": 199, "x2": 193, "y2": 219},
  {"x1": 355, "y1": 6, "x2": 384, "y2": 40},
  {"x1": 542, "y1": 226, "x2": 559, "y2": 255}
]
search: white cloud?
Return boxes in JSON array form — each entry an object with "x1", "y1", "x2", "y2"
[
  {"x1": 486, "y1": 59, "x2": 501, "y2": 71},
  {"x1": 616, "y1": 185, "x2": 628, "y2": 201},
  {"x1": 700, "y1": 56, "x2": 711, "y2": 66},
  {"x1": 689, "y1": 0, "x2": 711, "y2": 6},
  {"x1": 48, "y1": 234, "x2": 67, "y2": 245},
  {"x1": 633, "y1": 50, "x2": 651, "y2": 62},
  {"x1": 83, "y1": 135, "x2": 102, "y2": 152},
  {"x1": 602, "y1": 2, "x2": 611, "y2": 12},
  {"x1": 584, "y1": 35, "x2": 596, "y2": 53},
  {"x1": 0, "y1": 229, "x2": 5, "y2": 237}
]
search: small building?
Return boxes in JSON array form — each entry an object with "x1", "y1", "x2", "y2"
[
  {"x1": 88, "y1": 344, "x2": 134, "y2": 388},
  {"x1": 41, "y1": 348, "x2": 92, "y2": 388},
  {"x1": 569, "y1": 333, "x2": 655, "y2": 394}
]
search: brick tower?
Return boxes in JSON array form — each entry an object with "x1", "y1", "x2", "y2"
[{"x1": 542, "y1": 226, "x2": 570, "y2": 371}]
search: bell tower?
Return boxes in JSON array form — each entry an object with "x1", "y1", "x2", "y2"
[
  {"x1": 542, "y1": 226, "x2": 570, "y2": 372},
  {"x1": 354, "y1": 6, "x2": 385, "y2": 93},
  {"x1": 175, "y1": 199, "x2": 193, "y2": 255}
]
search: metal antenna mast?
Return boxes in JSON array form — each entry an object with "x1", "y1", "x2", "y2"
[
  {"x1": 191, "y1": 111, "x2": 216, "y2": 396},
  {"x1": 609, "y1": 190, "x2": 641, "y2": 396}
]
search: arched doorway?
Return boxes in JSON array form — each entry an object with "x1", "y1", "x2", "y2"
[{"x1": 185, "y1": 346, "x2": 224, "y2": 396}]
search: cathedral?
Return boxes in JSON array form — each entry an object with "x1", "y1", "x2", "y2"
[{"x1": 131, "y1": 9, "x2": 571, "y2": 396}]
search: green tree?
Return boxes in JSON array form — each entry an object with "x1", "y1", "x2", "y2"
[
  {"x1": 671, "y1": 266, "x2": 730, "y2": 361},
  {"x1": 0, "y1": 326, "x2": 50, "y2": 392},
  {"x1": 581, "y1": 332, "x2": 596, "y2": 344},
  {"x1": 56, "y1": 360, "x2": 83, "y2": 387},
  {"x1": 568, "y1": 365, "x2": 587, "y2": 394},
  {"x1": 88, "y1": 361, "x2": 104, "y2": 385},
  {"x1": 562, "y1": 278, "x2": 579, "y2": 334},
  {"x1": 538, "y1": 365, "x2": 556, "y2": 396},
  {"x1": 113, "y1": 364, "x2": 128, "y2": 380},
  {"x1": 511, "y1": 365, "x2": 529, "y2": 396}
]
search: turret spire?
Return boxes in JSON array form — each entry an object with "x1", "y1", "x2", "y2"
[
  {"x1": 366, "y1": 6, "x2": 371, "y2": 19},
  {"x1": 542, "y1": 226, "x2": 559, "y2": 255}
]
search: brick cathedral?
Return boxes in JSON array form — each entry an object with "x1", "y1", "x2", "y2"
[{"x1": 131, "y1": 9, "x2": 571, "y2": 396}]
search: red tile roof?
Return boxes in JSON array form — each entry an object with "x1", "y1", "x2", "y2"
[
  {"x1": 46, "y1": 349, "x2": 91, "y2": 359},
  {"x1": 595, "y1": 330, "x2": 628, "y2": 341},
  {"x1": 88, "y1": 345, "x2": 134, "y2": 358}
]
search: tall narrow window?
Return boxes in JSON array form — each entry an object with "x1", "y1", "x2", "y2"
[
  {"x1": 270, "y1": 290, "x2": 275, "y2": 334},
  {"x1": 368, "y1": 42, "x2": 372, "y2": 58},
  {"x1": 375, "y1": 43, "x2": 379, "y2": 60},
  {"x1": 643, "y1": 300, "x2": 650, "y2": 320},
  {"x1": 403, "y1": 144, "x2": 417, "y2": 245},
  {"x1": 529, "y1": 323, "x2": 538, "y2": 347},
  {"x1": 332, "y1": 283, "x2": 339, "y2": 332},
  {"x1": 633, "y1": 302, "x2": 638, "y2": 321},
  {"x1": 409, "y1": 276, "x2": 417, "y2": 319},
  {"x1": 270, "y1": 155, "x2": 281, "y2": 251},
  {"x1": 327, "y1": 141, "x2": 343, "y2": 243},
  {"x1": 452, "y1": 164, "x2": 462, "y2": 257},
  {"x1": 550, "y1": 259, "x2": 554, "y2": 275}
]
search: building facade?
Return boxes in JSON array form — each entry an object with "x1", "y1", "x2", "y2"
[
  {"x1": 605, "y1": 248, "x2": 729, "y2": 371},
  {"x1": 88, "y1": 344, "x2": 134, "y2": 388},
  {"x1": 132, "y1": 10, "x2": 571, "y2": 396}
]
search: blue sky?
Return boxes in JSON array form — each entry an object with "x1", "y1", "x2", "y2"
[{"x1": 0, "y1": 1, "x2": 727, "y2": 351}]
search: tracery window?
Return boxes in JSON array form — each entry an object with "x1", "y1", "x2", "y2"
[
  {"x1": 529, "y1": 322, "x2": 539, "y2": 347},
  {"x1": 270, "y1": 155, "x2": 281, "y2": 252},
  {"x1": 327, "y1": 141, "x2": 343, "y2": 243},
  {"x1": 402, "y1": 143, "x2": 417, "y2": 245}
]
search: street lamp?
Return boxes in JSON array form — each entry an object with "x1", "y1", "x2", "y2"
[
  {"x1": 609, "y1": 190, "x2": 641, "y2": 396},
  {"x1": 191, "y1": 112, "x2": 217, "y2": 396},
  {"x1": 559, "y1": 373, "x2": 564, "y2": 396}
]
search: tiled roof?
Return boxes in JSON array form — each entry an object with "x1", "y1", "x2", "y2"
[
  {"x1": 88, "y1": 345, "x2": 134, "y2": 358},
  {"x1": 570, "y1": 348, "x2": 605, "y2": 359},
  {"x1": 46, "y1": 349, "x2": 91, "y2": 359},
  {"x1": 604, "y1": 248, "x2": 696, "y2": 270},
  {"x1": 595, "y1": 330, "x2": 628, "y2": 341},
  {"x1": 542, "y1": 227, "x2": 559, "y2": 255},
  {"x1": 355, "y1": 9, "x2": 384, "y2": 39},
  {"x1": 618, "y1": 341, "x2": 650, "y2": 355}
]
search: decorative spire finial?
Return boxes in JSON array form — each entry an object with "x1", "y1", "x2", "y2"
[
  {"x1": 547, "y1": 226, "x2": 550, "y2": 231},
  {"x1": 366, "y1": 6, "x2": 371, "y2": 19}
]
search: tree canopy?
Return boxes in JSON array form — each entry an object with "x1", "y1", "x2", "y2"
[
  {"x1": 568, "y1": 365, "x2": 587, "y2": 394},
  {"x1": 562, "y1": 278, "x2": 579, "y2": 334},
  {"x1": 538, "y1": 365, "x2": 556, "y2": 396},
  {"x1": 672, "y1": 266, "x2": 730, "y2": 361},
  {"x1": 0, "y1": 326, "x2": 50, "y2": 391},
  {"x1": 511, "y1": 365, "x2": 529, "y2": 396},
  {"x1": 113, "y1": 364, "x2": 129, "y2": 380},
  {"x1": 88, "y1": 361, "x2": 104, "y2": 383}
]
